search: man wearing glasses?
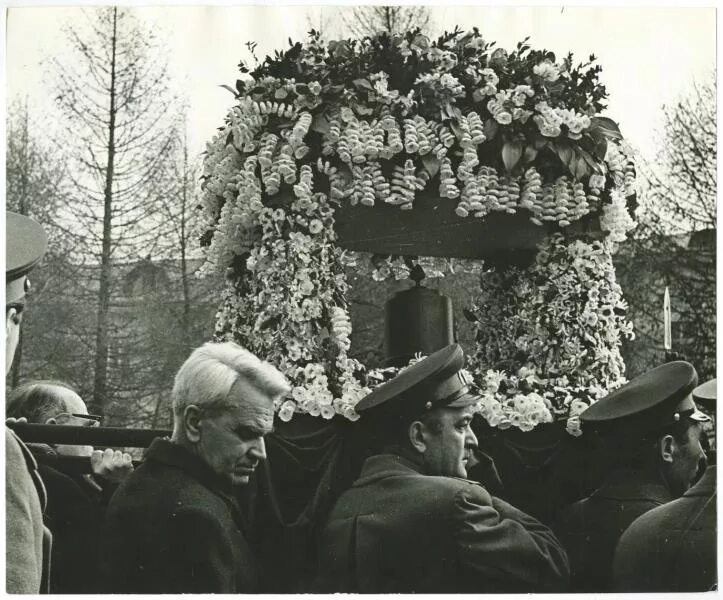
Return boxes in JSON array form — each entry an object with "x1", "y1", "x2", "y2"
[{"x1": 7, "y1": 380, "x2": 133, "y2": 593}]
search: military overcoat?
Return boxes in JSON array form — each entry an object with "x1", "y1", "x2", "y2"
[
  {"x1": 552, "y1": 467, "x2": 674, "y2": 592},
  {"x1": 612, "y1": 466, "x2": 716, "y2": 592},
  {"x1": 315, "y1": 453, "x2": 570, "y2": 593}
]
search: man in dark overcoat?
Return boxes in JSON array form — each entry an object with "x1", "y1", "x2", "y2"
[
  {"x1": 552, "y1": 362, "x2": 709, "y2": 593},
  {"x1": 612, "y1": 377, "x2": 717, "y2": 592},
  {"x1": 100, "y1": 341, "x2": 290, "y2": 593},
  {"x1": 315, "y1": 344, "x2": 570, "y2": 593}
]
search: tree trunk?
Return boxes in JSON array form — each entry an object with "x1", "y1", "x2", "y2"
[
  {"x1": 180, "y1": 132, "x2": 191, "y2": 348},
  {"x1": 92, "y1": 7, "x2": 118, "y2": 416}
]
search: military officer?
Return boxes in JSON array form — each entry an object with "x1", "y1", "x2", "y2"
[
  {"x1": 552, "y1": 361, "x2": 709, "y2": 593},
  {"x1": 612, "y1": 377, "x2": 717, "y2": 592},
  {"x1": 5, "y1": 210, "x2": 52, "y2": 593},
  {"x1": 315, "y1": 344, "x2": 570, "y2": 593}
]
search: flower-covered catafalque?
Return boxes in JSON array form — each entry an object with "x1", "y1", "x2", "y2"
[{"x1": 199, "y1": 28, "x2": 637, "y2": 433}]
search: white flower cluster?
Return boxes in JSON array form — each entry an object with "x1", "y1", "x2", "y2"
[
  {"x1": 468, "y1": 234, "x2": 634, "y2": 433},
  {"x1": 477, "y1": 368, "x2": 554, "y2": 431},
  {"x1": 533, "y1": 102, "x2": 592, "y2": 140},
  {"x1": 600, "y1": 189, "x2": 636, "y2": 245},
  {"x1": 486, "y1": 88, "x2": 534, "y2": 125},
  {"x1": 605, "y1": 141, "x2": 637, "y2": 197}
]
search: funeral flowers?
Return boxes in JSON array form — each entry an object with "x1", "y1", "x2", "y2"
[
  {"x1": 199, "y1": 27, "x2": 637, "y2": 425},
  {"x1": 468, "y1": 233, "x2": 634, "y2": 432}
]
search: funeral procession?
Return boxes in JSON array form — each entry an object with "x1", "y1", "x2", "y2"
[{"x1": 5, "y1": 5, "x2": 716, "y2": 595}]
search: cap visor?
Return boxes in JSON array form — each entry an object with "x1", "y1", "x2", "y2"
[
  {"x1": 447, "y1": 391, "x2": 483, "y2": 408},
  {"x1": 690, "y1": 408, "x2": 711, "y2": 422}
]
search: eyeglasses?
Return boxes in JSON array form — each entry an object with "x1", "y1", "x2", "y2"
[{"x1": 55, "y1": 413, "x2": 104, "y2": 427}]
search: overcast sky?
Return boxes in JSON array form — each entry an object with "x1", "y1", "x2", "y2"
[{"x1": 5, "y1": 5, "x2": 716, "y2": 163}]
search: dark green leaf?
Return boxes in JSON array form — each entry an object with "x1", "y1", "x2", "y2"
[
  {"x1": 573, "y1": 157, "x2": 589, "y2": 180},
  {"x1": 421, "y1": 154, "x2": 440, "y2": 177},
  {"x1": 483, "y1": 118, "x2": 499, "y2": 140},
  {"x1": 522, "y1": 145, "x2": 538, "y2": 163},
  {"x1": 311, "y1": 113, "x2": 331, "y2": 135},
  {"x1": 590, "y1": 116, "x2": 623, "y2": 140},
  {"x1": 352, "y1": 78, "x2": 374, "y2": 91},
  {"x1": 295, "y1": 83, "x2": 310, "y2": 95},
  {"x1": 463, "y1": 308, "x2": 477, "y2": 323},
  {"x1": 219, "y1": 84, "x2": 238, "y2": 97},
  {"x1": 501, "y1": 141, "x2": 523, "y2": 172}
]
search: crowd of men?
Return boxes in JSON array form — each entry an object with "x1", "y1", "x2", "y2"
[{"x1": 5, "y1": 211, "x2": 717, "y2": 594}]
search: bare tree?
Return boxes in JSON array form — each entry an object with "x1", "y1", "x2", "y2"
[
  {"x1": 48, "y1": 7, "x2": 178, "y2": 415},
  {"x1": 340, "y1": 6, "x2": 433, "y2": 38},
  {"x1": 617, "y1": 76, "x2": 716, "y2": 379},
  {"x1": 5, "y1": 98, "x2": 74, "y2": 387}
]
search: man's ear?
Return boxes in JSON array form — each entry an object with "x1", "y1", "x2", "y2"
[
  {"x1": 183, "y1": 405, "x2": 202, "y2": 443},
  {"x1": 6, "y1": 308, "x2": 20, "y2": 331},
  {"x1": 659, "y1": 434, "x2": 675, "y2": 464},
  {"x1": 408, "y1": 420, "x2": 428, "y2": 454}
]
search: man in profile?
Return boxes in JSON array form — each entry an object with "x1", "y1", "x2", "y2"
[
  {"x1": 5, "y1": 210, "x2": 52, "y2": 593},
  {"x1": 612, "y1": 377, "x2": 716, "y2": 592},
  {"x1": 100, "y1": 341, "x2": 290, "y2": 593},
  {"x1": 316, "y1": 344, "x2": 570, "y2": 593},
  {"x1": 552, "y1": 361, "x2": 709, "y2": 592}
]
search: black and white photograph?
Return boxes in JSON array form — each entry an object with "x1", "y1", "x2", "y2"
[{"x1": 3, "y1": 3, "x2": 717, "y2": 594}]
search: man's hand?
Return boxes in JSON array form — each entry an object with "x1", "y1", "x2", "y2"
[
  {"x1": 91, "y1": 448, "x2": 134, "y2": 482},
  {"x1": 5, "y1": 417, "x2": 28, "y2": 426}
]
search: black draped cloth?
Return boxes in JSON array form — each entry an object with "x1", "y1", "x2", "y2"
[
  {"x1": 239, "y1": 415, "x2": 369, "y2": 593},
  {"x1": 242, "y1": 414, "x2": 603, "y2": 592}
]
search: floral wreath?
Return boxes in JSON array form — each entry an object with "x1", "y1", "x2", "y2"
[{"x1": 199, "y1": 28, "x2": 636, "y2": 433}]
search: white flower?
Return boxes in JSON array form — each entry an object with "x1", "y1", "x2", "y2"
[
  {"x1": 569, "y1": 399, "x2": 589, "y2": 417},
  {"x1": 533, "y1": 59, "x2": 561, "y2": 82},
  {"x1": 566, "y1": 416, "x2": 583, "y2": 437},
  {"x1": 278, "y1": 400, "x2": 296, "y2": 422}
]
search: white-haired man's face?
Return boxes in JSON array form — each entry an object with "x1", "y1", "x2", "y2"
[{"x1": 191, "y1": 378, "x2": 278, "y2": 486}]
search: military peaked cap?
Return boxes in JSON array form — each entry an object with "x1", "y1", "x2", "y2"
[
  {"x1": 581, "y1": 361, "x2": 709, "y2": 435},
  {"x1": 356, "y1": 344, "x2": 481, "y2": 419},
  {"x1": 692, "y1": 378, "x2": 716, "y2": 410},
  {"x1": 6, "y1": 212, "x2": 48, "y2": 303}
]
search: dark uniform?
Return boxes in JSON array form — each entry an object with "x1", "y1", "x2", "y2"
[
  {"x1": 551, "y1": 466, "x2": 675, "y2": 592},
  {"x1": 552, "y1": 361, "x2": 709, "y2": 592},
  {"x1": 316, "y1": 344, "x2": 570, "y2": 593},
  {"x1": 30, "y1": 445, "x2": 114, "y2": 593},
  {"x1": 100, "y1": 438, "x2": 258, "y2": 593},
  {"x1": 612, "y1": 465, "x2": 716, "y2": 591},
  {"x1": 612, "y1": 377, "x2": 718, "y2": 592}
]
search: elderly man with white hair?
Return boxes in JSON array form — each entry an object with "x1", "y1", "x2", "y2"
[{"x1": 100, "y1": 341, "x2": 290, "y2": 593}]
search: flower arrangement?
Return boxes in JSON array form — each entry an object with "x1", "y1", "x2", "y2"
[
  {"x1": 468, "y1": 234, "x2": 634, "y2": 433},
  {"x1": 199, "y1": 28, "x2": 637, "y2": 429}
]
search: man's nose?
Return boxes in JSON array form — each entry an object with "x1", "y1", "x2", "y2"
[
  {"x1": 249, "y1": 436, "x2": 267, "y2": 461},
  {"x1": 466, "y1": 426, "x2": 478, "y2": 449}
]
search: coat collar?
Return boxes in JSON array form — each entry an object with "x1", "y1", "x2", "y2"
[
  {"x1": 145, "y1": 438, "x2": 239, "y2": 506},
  {"x1": 352, "y1": 453, "x2": 423, "y2": 487},
  {"x1": 685, "y1": 465, "x2": 716, "y2": 498},
  {"x1": 592, "y1": 467, "x2": 674, "y2": 504},
  {"x1": 352, "y1": 453, "x2": 482, "y2": 488}
]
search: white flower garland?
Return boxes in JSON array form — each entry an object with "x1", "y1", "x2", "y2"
[{"x1": 199, "y1": 30, "x2": 638, "y2": 428}]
